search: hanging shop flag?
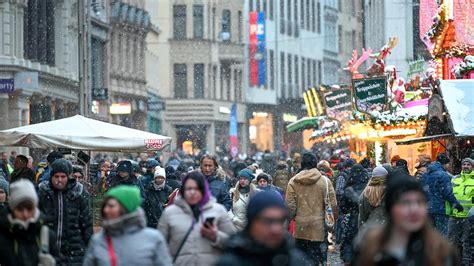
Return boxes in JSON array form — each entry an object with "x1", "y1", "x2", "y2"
[
  {"x1": 323, "y1": 86, "x2": 353, "y2": 121},
  {"x1": 229, "y1": 103, "x2": 239, "y2": 158},
  {"x1": 303, "y1": 88, "x2": 324, "y2": 117},
  {"x1": 352, "y1": 77, "x2": 388, "y2": 114},
  {"x1": 249, "y1": 12, "x2": 266, "y2": 86}
]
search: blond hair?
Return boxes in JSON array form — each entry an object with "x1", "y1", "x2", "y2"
[{"x1": 362, "y1": 176, "x2": 385, "y2": 207}]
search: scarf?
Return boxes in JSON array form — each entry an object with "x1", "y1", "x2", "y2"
[
  {"x1": 8, "y1": 208, "x2": 40, "y2": 230},
  {"x1": 102, "y1": 208, "x2": 146, "y2": 236}
]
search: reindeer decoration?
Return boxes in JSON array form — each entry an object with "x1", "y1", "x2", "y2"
[
  {"x1": 366, "y1": 37, "x2": 399, "y2": 77},
  {"x1": 344, "y1": 48, "x2": 373, "y2": 79}
]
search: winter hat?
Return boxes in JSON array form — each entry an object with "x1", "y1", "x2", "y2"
[
  {"x1": 372, "y1": 166, "x2": 389, "y2": 178},
  {"x1": 256, "y1": 173, "x2": 271, "y2": 183},
  {"x1": 239, "y1": 169, "x2": 255, "y2": 182},
  {"x1": 360, "y1": 158, "x2": 371, "y2": 169},
  {"x1": 154, "y1": 166, "x2": 166, "y2": 178},
  {"x1": 317, "y1": 160, "x2": 331, "y2": 171},
  {"x1": 436, "y1": 153, "x2": 450, "y2": 165},
  {"x1": 344, "y1": 158, "x2": 356, "y2": 168},
  {"x1": 147, "y1": 159, "x2": 160, "y2": 169},
  {"x1": 105, "y1": 185, "x2": 142, "y2": 213},
  {"x1": 47, "y1": 151, "x2": 64, "y2": 164},
  {"x1": 385, "y1": 175, "x2": 425, "y2": 214},
  {"x1": 117, "y1": 160, "x2": 133, "y2": 176},
  {"x1": 301, "y1": 152, "x2": 318, "y2": 170},
  {"x1": 246, "y1": 191, "x2": 287, "y2": 229},
  {"x1": 0, "y1": 177, "x2": 8, "y2": 196},
  {"x1": 9, "y1": 179, "x2": 38, "y2": 209},
  {"x1": 50, "y1": 159, "x2": 73, "y2": 177},
  {"x1": 391, "y1": 155, "x2": 401, "y2": 164},
  {"x1": 461, "y1": 157, "x2": 474, "y2": 166}
]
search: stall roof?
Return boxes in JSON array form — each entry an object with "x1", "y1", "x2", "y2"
[
  {"x1": 395, "y1": 133, "x2": 454, "y2": 145},
  {"x1": 0, "y1": 115, "x2": 172, "y2": 152},
  {"x1": 286, "y1": 117, "x2": 322, "y2": 133},
  {"x1": 440, "y1": 80, "x2": 474, "y2": 137}
]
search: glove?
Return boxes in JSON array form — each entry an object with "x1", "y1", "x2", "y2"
[
  {"x1": 38, "y1": 253, "x2": 55, "y2": 266},
  {"x1": 453, "y1": 204, "x2": 464, "y2": 213}
]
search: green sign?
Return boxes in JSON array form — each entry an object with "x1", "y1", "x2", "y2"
[
  {"x1": 407, "y1": 56, "x2": 425, "y2": 77},
  {"x1": 323, "y1": 88, "x2": 352, "y2": 121},
  {"x1": 352, "y1": 77, "x2": 387, "y2": 113}
]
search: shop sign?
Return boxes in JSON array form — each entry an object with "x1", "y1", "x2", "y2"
[
  {"x1": 14, "y1": 72, "x2": 38, "y2": 90},
  {"x1": 323, "y1": 87, "x2": 352, "y2": 121},
  {"x1": 0, "y1": 78, "x2": 14, "y2": 93},
  {"x1": 92, "y1": 87, "x2": 108, "y2": 101},
  {"x1": 109, "y1": 103, "x2": 131, "y2": 114},
  {"x1": 148, "y1": 100, "x2": 165, "y2": 112},
  {"x1": 407, "y1": 56, "x2": 425, "y2": 77},
  {"x1": 352, "y1": 77, "x2": 387, "y2": 114}
]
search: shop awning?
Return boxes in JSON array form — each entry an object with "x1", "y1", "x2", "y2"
[
  {"x1": 286, "y1": 117, "x2": 322, "y2": 133},
  {"x1": 440, "y1": 80, "x2": 474, "y2": 137},
  {"x1": 395, "y1": 133, "x2": 454, "y2": 145}
]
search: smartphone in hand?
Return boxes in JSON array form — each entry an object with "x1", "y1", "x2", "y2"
[{"x1": 204, "y1": 217, "x2": 215, "y2": 228}]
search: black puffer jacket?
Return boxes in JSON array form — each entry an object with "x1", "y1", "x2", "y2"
[
  {"x1": 216, "y1": 231, "x2": 309, "y2": 266},
  {"x1": 143, "y1": 183, "x2": 173, "y2": 228},
  {"x1": 0, "y1": 210, "x2": 59, "y2": 266},
  {"x1": 38, "y1": 178, "x2": 93, "y2": 265}
]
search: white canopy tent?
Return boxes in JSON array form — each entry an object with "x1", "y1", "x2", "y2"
[{"x1": 0, "y1": 115, "x2": 172, "y2": 152}]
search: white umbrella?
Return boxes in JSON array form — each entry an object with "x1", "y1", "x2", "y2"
[{"x1": 0, "y1": 115, "x2": 171, "y2": 152}]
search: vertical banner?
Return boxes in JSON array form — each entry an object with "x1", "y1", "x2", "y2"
[
  {"x1": 249, "y1": 12, "x2": 266, "y2": 86},
  {"x1": 229, "y1": 103, "x2": 239, "y2": 158}
]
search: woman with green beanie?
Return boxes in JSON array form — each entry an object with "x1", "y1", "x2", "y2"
[{"x1": 83, "y1": 185, "x2": 172, "y2": 266}]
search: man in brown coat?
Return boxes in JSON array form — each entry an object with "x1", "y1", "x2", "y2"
[{"x1": 286, "y1": 152, "x2": 338, "y2": 265}]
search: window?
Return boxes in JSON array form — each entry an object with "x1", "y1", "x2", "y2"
[
  {"x1": 174, "y1": 64, "x2": 187, "y2": 98},
  {"x1": 280, "y1": 0, "x2": 285, "y2": 34},
  {"x1": 173, "y1": 5, "x2": 187, "y2": 39},
  {"x1": 91, "y1": 38, "x2": 105, "y2": 90},
  {"x1": 295, "y1": 55, "x2": 299, "y2": 93},
  {"x1": 193, "y1": 5, "x2": 204, "y2": 39},
  {"x1": 24, "y1": 0, "x2": 56, "y2": 65},
  {"x1": 301, "y1": 0, "x2": 305, "y2": 29},
  {"x1": 288, "y1": 54, "x2": 292, "y2": 86},
  {"x1": 222, "y1": 9, "x2": 231, "y2": 41},
  {"x1": 287, "y1": 0, "x2": 291, "y2": 22},
  {"x1": 238, "y1": 11, "x2": 243, "y2": 43},
  {"x1": 213, "y1": 65, "x2": 217, "y2": 99},
  {"x1": 233, "y1": 69, "x2": 238, "y2": 101},
  {"x1": 311, "y1": 1, "x2": 316, "y2": 32},
  {"x1": 317, "y1": 61, "x2": 322, "y2": 84},
  {"x1": 338, "y1": 25, "x2": 343, "y2": 53},
  {"x1": 269, "y1": 0, "x2": 274, "y2": 20},
  {"x1": 294, "y1": 0, "x2": 298, "y2": 28},
  {"x1": 302, "y1": 57, "x2": 306, "y2": 91},
  {"x1": 280, "y1": 52, "x2": 286, "y2": 98},
  {"x1": 306, "y1": 0, "x2": 310, "y2": 30},
  {"x1": 307, "y1": 59, "x2": 312, "y2": 87},
  {"x1": 194, "y1": 64, "x2": 204, "y2": 98},
  {"x1": 314, "y1": 60, "x2": 318, "y2": 85},
  {"x1": 352, "y1": 30, "x2": 356, "y2": 49},
  {"x1": 269, "y1": 50, "x2": 274, "y2": 90},
  {"x1": 317, "y1": 2, "x2": 321, "y2": 33},
  {"x1": 212, "y1": 7, "x2": 216, "y2": 40},
  {"x1": 256, "y1": 0, "x2": 260, "y2": 11},
  {"x1": 263, "y1": 0, "x2": 267, "y2": 16},
  {"x1": 249, "y1": 0, "x2": 254, "y2": 12}
]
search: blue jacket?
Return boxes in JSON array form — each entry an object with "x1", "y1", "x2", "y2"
[
  {"x1": 206, "y1": 175, "x2": 232, "y2": 211},
  {"x1": 421, "y1": 162, "x2": 459, "y2": 215}
]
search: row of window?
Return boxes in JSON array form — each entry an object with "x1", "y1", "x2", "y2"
[
  {"x1": 173, "y1": 5, "x2": 243, "y2": 42},
  {"x1": 174, "y1": 64, "x2": 243, "y2": 102}
]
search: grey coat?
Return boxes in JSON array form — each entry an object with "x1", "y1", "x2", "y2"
[{"x1": 82, "y1": 208, "x2": 172, "y2": 266}]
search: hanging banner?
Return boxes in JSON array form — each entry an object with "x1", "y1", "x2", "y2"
[
  {"x1": 249, "y1": 12, "x2": 266, "y2": 86},
  {"x1": 323, "y1": 87, "x2": 352, "y2": 121},
  {"x1": 229, "y1": 103, "x2": 238, "y2": 158},
  {"x1": 352, "y1": 77, "x2": 387, "y2": 114}
]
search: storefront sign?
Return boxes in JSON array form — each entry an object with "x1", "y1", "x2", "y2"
[
  {"x1": 249, "y1": 12, "x2": 266, "y2": 87},
  {"x1": 0, "y1": 79, "x2": 14, "y2": 93},
  {"x1": 109, "y1": 103, "x2": 131, "y2": 114},
  {"x1": 323, "y1": 87, "x2": 352, "y2": 121},
  {"x1": 352, "y1": 77, "x2": 387, "y2": 114},
  {"x1": 407, "y1": 56, "x2": 425, "y2": 77},
  {"x1": 92, "y1": 87, "x2": 108, "y2": 101}
]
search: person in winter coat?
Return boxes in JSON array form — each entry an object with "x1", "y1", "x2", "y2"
[
  {"x1": 340, "y1": 164, "x2": 369, "y2": 263},
  {"x1": 353, "y1": 176, "x2": 460, "y2": 266},
  {"x1": 142, "y1": 159, "x2": 160, "y2": 187},
  {"x1": 230, "y1": 169, "x2": 259, "y2": 231},
  {"x1": 260, "y1": 150, "x2": 277, "y2": 177},
  {"x1": 38, "y1": 159, "x2": 93, "y2": 265},
  {"x1": 256, "y1": 173, "x2": 284, "y2": 198},
  {"x1": 358, "y1": 166, "x2": 389, "y2": 229},
  {"x1": 165, "y1": 165, "x2": 181, "y2": 190},
  {"x1": 0, "y1": 179, "x2": 59, "y2": 265},
  {"x1": 216, "y1": 191, "x2": 308, "y2": 266},
  {"x1": 448, "y1": 157, "x2": 474, "y2": 265},
  {"x1": 286, "y1": 152, "x2": 337, "y2": 265},
  {"x1": 0, "y1": 176, "x2": 8, "y2": 211},
  {"x1": 83, "y1": 186, "x2": 172, "y2": 266},
  {"x1": 9, "y1": 155, "x2": 36, "y2": 183},
  {"x1": 109, "y1": 160, "x2": 145, "y2": 197},
  {"x1": 421, "y1": 153, "x2": 462, "y2": 236},
  {"x1": 37, "y1": 151, "x2": 64, "y2": 184},
  {"x1": 199, "y1": 155, "x2": 232, "y2": 210},
  {"x1": 273, "y1": 161, "x2": 290, "y2": 193},
  {"x1": 143, "y1": 166, "x2": 173, "y2": 228},
  {"x1": 317, "y1": 160, "x2": 334, "y2": 183},
  {"x1": 414, "y1": 154, "x2": 431, "y2": 181},
  {"x1": 158, "y1": 171, "x2": 235, "y2": 265},
  {"x1": 334, "y1": 158, "x2": 355, "y2": 244}
]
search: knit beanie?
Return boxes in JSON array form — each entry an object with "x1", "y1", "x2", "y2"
[
  {"x1": 461, "y1": 157, "x2": 474, "y2": 166},
  {"x1": 116, "y1": 160, "x2": 133, "y2": 176},
  {"x1": 344, "y1": 158, "x2": 356, "y2": 168},
  {"x1": 47, "y1": 151, "x2": 64, "y2": 164},
  {"x1": 9, "y1": 179, "x2": 38, "y2": 209},
  {"x1": 436, "y1": 153, "x2": 450, "y2": 165},
  {"x1": 50, "y1": 159, "x2": 73, "y2": 177},
  {"x1": 384, "y1": 176, "x2": 425, "y2": 214},
  {"x1": 154, "y1": 166, "x2": 166, "y2": 178},
  {"x1": 256, "y1": 173, "x2": 271, "y2": 183},
  {"x1": 105, "y1": 185, "x2": 142, "y2": 213},
  {"x1": 0, "y1": 177, "x2": 8, "y2": 196},
  {"x1": 301, "y1": 152, "x2": 318, "y2": 170},
  {"x1": 246, "y1": 191, "x2": 287, "y2": 229},
  {"x1": 239, "y1": 169, "x2": 255, "y2": 182},
  {"x1": 372, "y1": 166, "x2": 389, "y2": 178}
]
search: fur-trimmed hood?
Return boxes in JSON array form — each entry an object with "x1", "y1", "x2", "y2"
[{"x1": 230, "y1": 183, "x2": 258, "y2": 202}]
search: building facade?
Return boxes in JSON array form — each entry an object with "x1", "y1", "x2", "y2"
[
  {"x1": 108, "y1": 0, "x2": 150, "y2": 130},
  {"x1": 0, "y1": 0, "x2": 81, "y2": 136},
  {"x1": 156, "y1": 0, "x2": 247, "y2": 155}
]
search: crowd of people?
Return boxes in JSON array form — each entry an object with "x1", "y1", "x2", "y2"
[{"x1": 0, "y1": 149, "x2": 472, "y2": 265}]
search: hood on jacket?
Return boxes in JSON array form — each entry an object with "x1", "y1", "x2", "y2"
[
  {"x1": 39, "y1": 178, "x2": 84, "y2": 199},
  {"x1": 426, "y1": 161, "x2": 446, "y2": 173},
  {"x1": 231, "y1": 182, "x2": 258, "y2": 202},
  {"x1": 292, "y1": 168, "x2": 322, "y2": 185},
  {"x1": 197, "y1": 168, "x2": 226, "y2": 181}
]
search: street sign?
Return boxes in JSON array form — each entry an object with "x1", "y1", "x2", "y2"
[
  {"x1": 92, "y1": 87, "x2": 108, "y2": 100},
  {"x1": 0, "y1": 79, "x2": 14, "y2": 93},
  {"x1": 352, "y1": 77, "x2": 387, "y2": 114},
  {"x1": 148, "y1": 100, "x2": 165, "y2": 112},
  {"x1": 323, "y1": 87, "x2": 353, "y2": 121}
]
